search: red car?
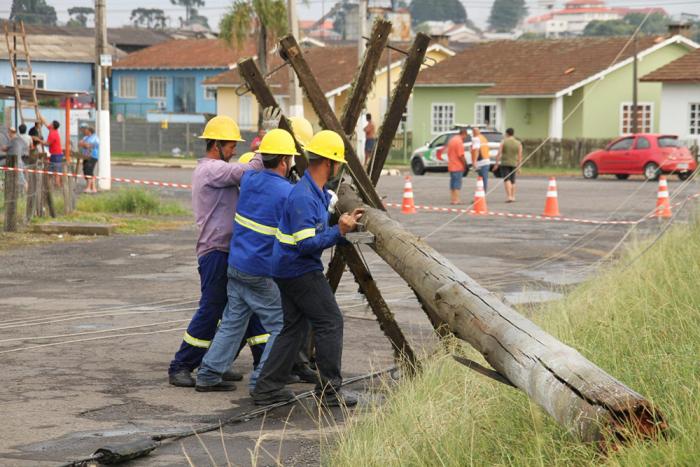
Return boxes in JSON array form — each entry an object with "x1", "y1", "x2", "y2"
[{"x1": 581, "y1": 134, "x2": 696, "y2": 181}]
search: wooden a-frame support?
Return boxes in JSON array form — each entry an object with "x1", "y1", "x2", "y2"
[{"x1": 238, "y1": 20, "x2": 417, "y2": 368}]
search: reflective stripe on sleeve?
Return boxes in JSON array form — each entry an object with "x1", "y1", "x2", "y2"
[
  {"x1": 293, "y1": 228, "x2": 316, "y2": 242},
  {"x1": 183, "y1": 332, "x2": 211, "y2": 349},
  {"x1": 235, "y1": 213, "x2": 277, "y2": 236},
  {"x1": 275, "y1": 230, "x2": 296, "y2": 245},
  {"x1": 247, "y1": 333, "x2": 270, "y2": 346}
]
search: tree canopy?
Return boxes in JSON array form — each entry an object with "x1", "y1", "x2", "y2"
[
  {"x1": 488, "y1": 0, "x2": 527, "y2": 32},
  {"x1": 409, "y1": 0, "x2": 467, "y2": 26},
  {"x1": 171, "y1": 0, "x2": 205, "y2": 25},
  {"x1": 67, "y1": 6, "x2": 94, "y2": 28},
  {"x1": 10, "y1": 0, "x2": 57, "y2": 26},
  {"x1": 219, "y1": 0, "x2": 287, "y2": 49},
  {"x1": 130, "y1": 8, "x2": 168, "y2": 29},
  {"x1": 583, "y1": 12, "x2": 669, "y2": 37}
]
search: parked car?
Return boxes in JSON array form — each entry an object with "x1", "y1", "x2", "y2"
[
  {"x1": 581, "y1": 134, "x2": 696, "y2": 181},
  {"x1": 410, "y1": 126, "x2": 503, "y2": 176}
]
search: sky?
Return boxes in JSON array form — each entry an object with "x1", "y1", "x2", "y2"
[{"x1": 3, "y1": 0, "x2": 700, "y2": 32}]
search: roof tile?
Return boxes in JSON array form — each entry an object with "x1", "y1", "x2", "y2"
[
  {"x1": 113, "y1": 39, "x2": 256, "y2": 70},
  {"x1": 640, "y1": 48, "x2": 700, "y2": 83}
]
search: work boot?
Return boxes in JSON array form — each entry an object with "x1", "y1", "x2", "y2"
[
  {"x1": 222, "y1": 370, "x2": 243, "y2": 382},
  {"x1": 195, "y1": 381, "x2": 237, "y2": 392},
  {"x1": 319, "y1": 389, "x2": 358, "y2": 407},
  {"x1": 251, "y1": 388, "x2": 296, "y2": 406},
  {"x1": 169, "y1": 370, "x2": 195, "y2": 388},
  {"x1": 293, "y1": 365, "x2": 320, "y2": 384},
  {"x1": 286, "y1": 374, "x2": 302, "y2": 384}
]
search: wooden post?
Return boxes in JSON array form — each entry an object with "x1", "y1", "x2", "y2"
[
  {"x1": 25, "y1": 157, "x2": 37, "y2": 222},
  {"x1": 279, "y1": 34, "x2": 384, "y2": 210},
  {"x1": 35, "y1": 157, "x2": 44, "y2": 216},
  {"x1": 3, "y1": 154, "x2": 19, "y2": 232},
  {"x1": 369, "y1": 33, "x2": 430, "y2": 185},
  {"x1": 237, "y1": 59, "x2": 308, "y2": 174},
  {"x1": 336, "y1": 184, "x2": 666, "y2": 443},
  {"x1": 42, "y1": 166, "x2": 56, "y2": 218},
  {"x1": 240, "y1": 29, "x2": 417, "y2": 368}
]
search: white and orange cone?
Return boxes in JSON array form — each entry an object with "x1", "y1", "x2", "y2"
[
  {"x1": 655, "y1": 176, "x2": 672, "y2": 218},
  {"x1": 473, "y1": 176, "x2": 488, "y2": 214},
  {"x1": 401, "y1": 175, "x2": 416, "y2": 214},
  {"x1": 543, "y1": 177, "x2": 561, "y2": 217}
]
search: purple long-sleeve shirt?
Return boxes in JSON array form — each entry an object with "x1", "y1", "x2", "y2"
[{"x1": 192, "y1": 155, "x2": 263, "y2": 258}]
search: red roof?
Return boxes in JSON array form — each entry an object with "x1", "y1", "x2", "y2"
[
  {"x1": 416, "y1": 35, "x2": 670, "y2": 96},
  {"x1": 641, "y1": 48, "x2": 700, "y2": 83},
  {"x1": 113, "y1": 39, "x2": 256, "y2": 70}
]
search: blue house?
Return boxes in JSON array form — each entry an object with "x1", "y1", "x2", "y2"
[{"x1": 111, "y1": 39, "x2": 254, "y2": 118}]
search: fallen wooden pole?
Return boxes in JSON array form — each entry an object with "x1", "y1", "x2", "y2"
[{"x1": 336, "y1": 184, "x2": 666, "y2": 443}]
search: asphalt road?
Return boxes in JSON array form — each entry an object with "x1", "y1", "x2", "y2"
[{"x1": 0, "y1": 165, "x2": 697, "y2": 465}]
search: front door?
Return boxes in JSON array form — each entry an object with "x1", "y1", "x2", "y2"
[
  {"x1": 173, "y1": 77, "x2": 196, "y2": 113},
  {"x1": 603, "y1": 136, "x2": 634, "y2": 173}
]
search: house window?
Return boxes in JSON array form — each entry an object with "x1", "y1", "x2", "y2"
[
  {"x1": 620, "y1": 103, "x2": 652, "y2": 134},
  {"x1": 690, "y1": 103, "x2": 700, "y2": 136},
  {"x1": 431, "y1": 103, "x2": 454, "y2": 134},
  {"x1": 119, "y1": 75, "x2": 136, "y2": 98},
  {"x1": 16, "y1": 71, "x2": 46, "y2": 89},
  {"x1": 475, "y1": 103, "x2": 497, "y2": 128},
  {"x1": 148, "y1": 76, "x2": 167, "y2": 99},
  {"x1": 204, "y1": 86, "x2": 216, "y2": 100}
]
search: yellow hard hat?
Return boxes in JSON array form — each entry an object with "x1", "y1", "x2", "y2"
[
  {"x1": 257, "y1": 128, "x2": 300, "y2": 156},
  {"x1": 239, "y1": 152, "x2": 255, "y2": 164},
  {"x1": 199, "y1": 115, "x2": 244, "y2": 142},
  {"x1": 289, "y1": 116, "x2": 313, "y2": 146},
  {"x1": 304, "y1": 130, "x2": 346, "y2": 164}
]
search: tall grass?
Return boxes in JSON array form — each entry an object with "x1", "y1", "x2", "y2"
[
  {"x1": 75, "y1": 188, "x2": 187, "y2": 216},
  {"x1": 330, "y1": 220, "x2": 700, "y2": 466}
]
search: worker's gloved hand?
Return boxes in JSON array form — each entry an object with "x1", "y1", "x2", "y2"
[
  {"x1": 338, "y1": 208, "x2": 364, "y2": 235},
  {"x1": 327, "y1": 189, "x2": 338, "y2": 214},
  {"x1": 262, "y1": 107, "x2": 283, "y2": 131}
]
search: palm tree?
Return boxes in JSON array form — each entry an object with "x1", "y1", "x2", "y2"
[{"x1": 219, "y1": 0, "x2": 288, "y2": 79}]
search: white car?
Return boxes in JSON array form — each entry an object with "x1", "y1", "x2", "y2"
[{"x1": 410, "y1": 127, "x2": 503, "y2": 176}]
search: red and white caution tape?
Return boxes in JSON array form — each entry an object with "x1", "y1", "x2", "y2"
[
  {"x1": 385, "y1": 192, "x2": 700, "y2": 226},
  {"x1": 0, "y1": 165, "x2": 192, "y2": 189}
]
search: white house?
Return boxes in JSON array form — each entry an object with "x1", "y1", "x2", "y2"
[
  {"x1": 523, "y1": 0, "x2": 666, "y2": 38},
  {"x1": 641, "y1": 48, "x2": 700, "y2": 145}
]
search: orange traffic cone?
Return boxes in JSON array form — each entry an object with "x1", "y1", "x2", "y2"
[
  {"x1": 655, "y1": 176, "x2": 672, "y2": 218},
  {"x1": 543, "y1": 177, "x2": 561, "y2": 217},
  {"x1": 401, "y1": 175, "x2": 416, "y2": 214},
  {"x1": 473, "y1": 176, "x2": 488, "y2": 214}
]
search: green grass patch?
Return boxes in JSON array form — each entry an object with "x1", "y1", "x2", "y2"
[
  {"x1": 330, "y1": 221, "x2": 700, "y2": 465},
  {"x1": 74, "y1": 188, "x2": 187, "y2": 216}
]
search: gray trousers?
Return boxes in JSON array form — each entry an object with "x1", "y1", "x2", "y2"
[{"x1": 252, "y1": 270, "x2": 343, "y2": 395}]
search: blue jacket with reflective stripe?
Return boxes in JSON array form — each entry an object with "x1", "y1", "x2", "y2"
[
  {"x1": 272, "y1": 171, "x2": 342, "y2": 279},
  {"x1": 229, "y1": 170, "x2": 293, "y2": 276}
]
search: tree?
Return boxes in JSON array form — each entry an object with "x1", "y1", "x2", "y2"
[
  {"x1": 10, "y1": 0, "x2": 58, "y2": 26},
  {"x1": 66, "y1": 6, "x2": 94, "y2": 27},
  {"x1": 409, "y1": 0, "x2": 466, "y2": 26},
  {"x1": 488, "y1": 0, "x2": 527, "y2": 32},
  {"x1": 130, "y1": 8, "x2": 168, "y2": 29},
  {"x1": 583, "y1": 19, "x2": 634, "y2": 36},
  {"x1": 624, "y1": 12, "x2": 669, "y2": 35},
  {"x1": 171, "y1": 0, "x2": 205, "y2": 25},
  {"x1": 219, "y1": 0, "x2": 287, "y2": 128},
  {"x1": 188, "y1": 7, "x2": 210, "y2": 29}
]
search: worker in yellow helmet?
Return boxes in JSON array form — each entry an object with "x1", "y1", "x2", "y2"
[
  {"x1": 288, "y1": 116, "x2": 313, "y2": 146},
  {"x1": 252, "y1": 130, "x2": 364, "y2": 407},
  {"x1": 239, "y1": 152, "x2": 255, "y2": 164},
  {"x1": 168, "y1": 115, "x2": 267, "y2": 389}
]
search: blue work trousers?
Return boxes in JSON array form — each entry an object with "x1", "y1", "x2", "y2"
[
  {"x1": 168, "y1": 250, "x2": 267, "y2": 375},
  {"x1": 197, "y1": 266, "x2": 284, "y2": 390}
]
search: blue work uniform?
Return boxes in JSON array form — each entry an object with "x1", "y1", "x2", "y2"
[
  {"x1": 272, "y1": 171, "x2": 344, "y2": 278},
  {"x1": 197, "y1": 170, "x2": 293, "y2": 388},
  {"x1": 253, "y1": 171, "x2": 347, "y2": 396}
]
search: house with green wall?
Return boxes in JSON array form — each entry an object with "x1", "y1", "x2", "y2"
[{"x1": 411, "y1": 35, "x2": 698, "y2": 148}]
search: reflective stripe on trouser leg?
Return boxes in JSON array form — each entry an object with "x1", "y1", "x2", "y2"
[
  {"x1": 168, "y1": 250, "x2": 229, "y2": 374},
  {"x1": 247, "y1": 333, "x2": 270, "y2": 346}
]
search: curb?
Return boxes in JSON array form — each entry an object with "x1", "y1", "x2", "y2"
[{"x1": 113, "y1": 161, "x2": 195, "y2": 169}]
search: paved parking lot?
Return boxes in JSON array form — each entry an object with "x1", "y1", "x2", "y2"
[{"x1": 0, "y1": 166, "x2": 697, "y2": 465}]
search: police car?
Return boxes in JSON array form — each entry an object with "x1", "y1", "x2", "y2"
[{"x1": 410, "y1": 125, "x2": 503, "y2": 176}]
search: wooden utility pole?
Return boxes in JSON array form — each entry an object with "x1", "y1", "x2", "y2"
[
  {"x1": 287, "y1": 0, "x2": 303, "y2": 118},
  {"x1": 95, "y1": 0, "x2": 111, "y2": 189},
  {"x1": 335, "y1": 184, "x2": 666, "y2": 443},
  {"x1": 3, "y1": 155, "x2": 18, "y2": 232}
]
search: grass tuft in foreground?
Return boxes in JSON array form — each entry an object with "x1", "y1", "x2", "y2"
[
  {"x1": 75, "y1": 188, "x2": 187, "y2": 216},
  {"x1": 329, "y1": 220, "x2": 700, "y2": 466}
]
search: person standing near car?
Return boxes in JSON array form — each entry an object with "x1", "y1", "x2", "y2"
[
  {"x1": 471, "y1": 127, "x2": 491, "y2": 191},
  {"x1": 447, "y1": 127, "x2": 467, "y2": 205},
  {"x1": 494, "y1": 128, "x2": 522, "y2": 203}
]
